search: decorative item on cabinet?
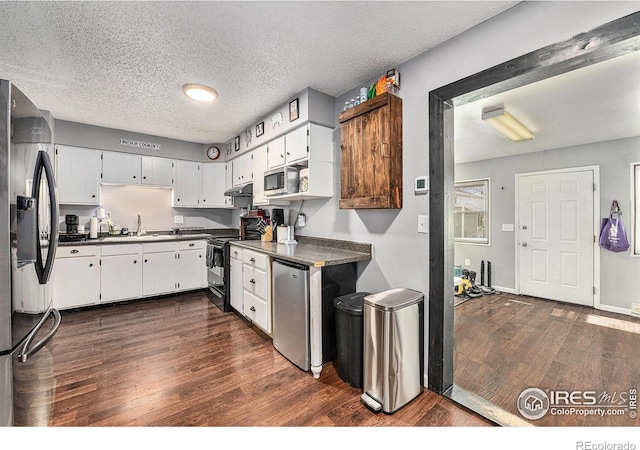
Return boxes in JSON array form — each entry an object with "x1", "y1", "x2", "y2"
[
  {"x1": 234, "y1": 136, "x2": 240, "y2": 152},
  {"x1": 256, "y1": 121, "x2": 264, "y2": 137},
  {"x1": 339, "y1": 92, "x2": 402, "y2": 209},
  {"x1": 289, "y1": 98, "x2": 299, "y2": 122}
]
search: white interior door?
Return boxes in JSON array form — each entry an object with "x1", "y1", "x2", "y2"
[{"x1": 518, "y1": 169, "x2": 594, "y2": 306}]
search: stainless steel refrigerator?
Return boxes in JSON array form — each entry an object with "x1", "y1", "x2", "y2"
[{"x1": 0, "y1": 80, "x2": 61, "y2": 426}]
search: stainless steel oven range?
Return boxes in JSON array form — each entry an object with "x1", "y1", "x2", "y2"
[{"x1": 206, "y1": 236, "x2": 240, "y2": 312}]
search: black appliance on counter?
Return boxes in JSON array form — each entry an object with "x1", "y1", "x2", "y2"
[
  {"x1": 271, "y1": 208, "x2": 285, "y2": 241},
  {"x1": 65, "y1": 214, "x2": 79, "y2": 233}
]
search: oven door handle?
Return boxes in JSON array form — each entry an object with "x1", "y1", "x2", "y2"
[{"x1": 17, "y1": 307, "x2": 61, "y2": 363}]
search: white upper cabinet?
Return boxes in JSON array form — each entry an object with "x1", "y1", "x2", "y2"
[
  {"x1": 102, "y1": 151, "x2": 141, "y2": 184},
  {"x1": 232, "y1": 152, "x2": 253, "y2": 187},
  {"x1": 266, "y1": 136, "x2": 286, "y2": 170},
  {"x1": 285, "y1": 125, "x2": 309, "y2": 164},
  {"x1": 56, "y1": 145, "x2": 102, "y2": 205},
  {"x1": 174, "y1": 160, "x2": 202, "y2": 207},
  {"x1": 202, "y1": 163, "x2": 230, "y2": 208},
  {"x1": 141, "y1": 156, "x2": 175, "y2": 187},
  {"x1": 252, "y1": 145, "x2": 268, "y2": 205}
]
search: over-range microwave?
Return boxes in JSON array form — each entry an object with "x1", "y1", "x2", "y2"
[{"x1": 264, "y1": 166, "x2": 299, "y2": 196}]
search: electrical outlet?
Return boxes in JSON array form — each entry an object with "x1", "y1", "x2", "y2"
[
  {"x1": 464, "y1": 259, "x2": 471, "y2": 266},
  {"x1": 502, "y1": 224, "x2": 514, "y2": 232},
  {"x1": 174, "y1": 215, "x2": 183, "y2": 224}
]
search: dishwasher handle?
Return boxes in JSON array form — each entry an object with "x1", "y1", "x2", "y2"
[{"x1": 273, "y1": 258, "x2": 309, "y2": 271}]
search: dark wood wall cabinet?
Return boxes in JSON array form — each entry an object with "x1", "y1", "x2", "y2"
[{"x1": 339, "y1": 92, "x2": 403, "y2": 209}]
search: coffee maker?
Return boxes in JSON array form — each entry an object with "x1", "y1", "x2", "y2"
[
  {"x1": 271, "y1": 208, "x2": 285, "y2": 242},
  {"x1": 65, "y1": 214, "x2": 79, "y2": 233}
]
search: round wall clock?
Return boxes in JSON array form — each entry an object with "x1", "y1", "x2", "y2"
[{"x1": 207, "y1": 145, "x2": 221, "y2": 160}]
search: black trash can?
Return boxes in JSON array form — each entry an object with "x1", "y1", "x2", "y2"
[{"x1": 333, "y1": 292, "x2": 370, "y2": 388}]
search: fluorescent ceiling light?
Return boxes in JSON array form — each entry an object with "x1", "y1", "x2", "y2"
[
  {"x1": 182, "y1": 84, "x2": 218, "y2": 102},
  {"x1": 481, "y1": 107, "x2": 534, "y2": 142}
]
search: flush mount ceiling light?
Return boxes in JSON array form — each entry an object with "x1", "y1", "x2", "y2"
[
  {"x1": 481, "y1": 107, "x2": 534, "y2": 142},
  {"x1": 182, "y1": 84, "x2": 218, "y2": 102}
]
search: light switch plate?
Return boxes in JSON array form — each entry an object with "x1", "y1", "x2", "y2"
[
  {"x1": 502, "y1": 223, "x2": 514, "y2": 232},
  {"x1": 418, "y1": 215, "x2": 428, "y2": 233},
  {"x1": 174, "y1": 215, "x2": 184, "y2": 224}
]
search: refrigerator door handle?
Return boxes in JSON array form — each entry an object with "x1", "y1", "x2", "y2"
[
  {"x1": 32, "y1": 150, "x2": 59, "y2": 285},
  {"x1": 17, "y1": 308, "x2": 61, "y2": 363}
]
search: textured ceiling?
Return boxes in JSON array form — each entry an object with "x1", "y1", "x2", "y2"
[{"x1": 0, "y1": 1, "x2": 518, "y2": 144}]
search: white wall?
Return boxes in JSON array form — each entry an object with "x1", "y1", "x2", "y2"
[{"x1": 61, "y1": 185, "x2": 234, "y2": 233}]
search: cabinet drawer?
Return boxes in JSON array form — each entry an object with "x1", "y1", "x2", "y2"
[
  {"x1": 243, "y1": 265, "x2": 268, "y2": 299},
  {"x1": 143, "y1": 241, "x2": 177, "y2": 253},
  {"x1": 230, "y1": 245, "x2": 243, "y2": 261},
  {"x1": 178, "y1": 239, "x2": 205, "y2": 250},
  {"x1": 101, "y1": 243, "x2": 141, "y2": 256},
  {"x1": 56, "y1": 245, "x2": 98, "y2": 258},
  {"x1": 243, "y1": 290, "x2": 270, "y2": 333},
  {"x1": 243, "y1": 249, "x2": 269, "y2": 271}
]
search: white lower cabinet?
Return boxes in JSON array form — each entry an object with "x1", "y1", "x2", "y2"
[
  {"x1": 177, "y1": 240, "x2": 207, "y2": 291},
  {"x1": 242, "y1": 249, "x2": 271, "y2": 333},
  {"x1": 142, "y1": 242, "x2": 179, "y2": 297},
  {"x1": 229, "y1": 245, "x2": 244, "y2": 313},
  {"x1": 52, "y1": 239, "x2": 210, "y2": 309},
  {"x1": 100, "y1": 244, "x2": 143, "y2": 303},
  {"x1": 52, "y1": 246, "x2": 100, "y2": 309}
]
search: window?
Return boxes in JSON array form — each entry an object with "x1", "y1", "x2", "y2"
[
  {"x1": 454, "y1": 178, "x2": 490, "y2": 244},
  {"x1": 634, "y1": 163, "x2": 640, "y2": 255}
]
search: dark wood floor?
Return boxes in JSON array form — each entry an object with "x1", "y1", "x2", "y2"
[
  {"x1": 37, "y1": 290, "x2": 492, "y2": 427},
  {"x1": 454, "y1": 293, "x2": 640, "y2": 426}
]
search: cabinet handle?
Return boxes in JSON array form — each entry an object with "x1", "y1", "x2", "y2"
[
  {"x1": 89, "y1": 263, "x2": 93, "y2": 267},
  {"x1": 91, "y1": 194, "x2": 96, "y2": 198},
  {"x1": 134, "y1": 260, "x2": 137, "y2": 264},
  {"x1": 250, "y1": 257, "x2": 255, "y2": 262},
  {"x1": 250, "y1": 306, "x2": 256, "y2": 312},
  {"x1": 250, "y1": 279, "x2": 255, "y2": 284},
  {"x1": 133, "y1": 175, "x2": 136, "y2": 179},
  {"x1": 189, "y1": 243, "x2": 195, "y2": 247},
  {"x1": 144, "y1": 259, "x2": 148, "y2": 263},
  {"x1": 70, "y1": 249, "x2": 79, "y2": 254},
  {"x1": 177, "y1": 198, "x2": 180, "y2": 202},
  {"x1": 143, "y1": 176, "x2": 147, "y2": 179}
]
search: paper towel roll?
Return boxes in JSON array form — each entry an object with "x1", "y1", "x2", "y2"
[{"x1": 89, "y1": 217, "x2": 98, "y2": 239}]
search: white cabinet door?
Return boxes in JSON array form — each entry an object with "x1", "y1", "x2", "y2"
[
  {"x1": 102, "y1": 151, "x2": 141, "y2": 184},
  {"x1": 174, "y1": 160, "x2": 202, "y2": 207},
  {"x1": 51, "y1": 255, "x2": 100, "y2": 309},
  {"x1": 266, "y1": 136, "x2": 286, "y2": 170},
  {"x1": 229, "y1": 247, "x2": 244, "y2": 313},
  {"x1": 178, "y1": 248, "x2": 206, "y2": 291},
  {"x1": 141, "y1": 156, "x2": 175, "y2": 186},
  {"x1": 202, "y1": 163, "x2": 227, "y2": 208},
  {"x1": 252, "y1": 145, "x2": 268, "y2": 205},
  {"x1": 56, "y1": 145, "x2": 102, "y2": 205},
  {"x1": 101, "y1": 251, "x2": 143, "y2": 303},
  {"x1": 142, "y1": 251, "x2": 178, "y2": 296},
  {"x1": 285, "y1": 125, "x2": 309, "y2": 164},
  {"x1": 232, "y1": 153, "x2": 253, "y2": 187},
  {"x1": 225, "y1": 161, "x2": 233, "y2": 191}
]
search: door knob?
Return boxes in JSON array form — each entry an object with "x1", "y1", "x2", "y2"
[
  {"x1": 522, "y1": 225, "x2": 528, "y2": 230},
  {"x1": 522, "y1": 242, "x2": 528, "y2": 247}
]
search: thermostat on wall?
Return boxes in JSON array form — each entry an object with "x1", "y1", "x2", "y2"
[{"x1": 414, "y1": 176, "x2": 429, "y2": 194}]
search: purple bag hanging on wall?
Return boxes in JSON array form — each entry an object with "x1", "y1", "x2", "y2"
[{"x1": 598, "y1": 199, "x2": 630, "y2": 253}]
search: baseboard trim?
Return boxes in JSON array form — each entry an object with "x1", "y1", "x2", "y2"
[
  {"x1": 492, "y1": 285, "x2": 517, "y2": 295},
  {"x1": 598, "y1": 304, "x2": 639, "y2": 318}
]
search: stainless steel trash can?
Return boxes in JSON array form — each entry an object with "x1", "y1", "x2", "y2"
[{"x1": 361, "y1": 288, "x2": 424, "y2": 414}]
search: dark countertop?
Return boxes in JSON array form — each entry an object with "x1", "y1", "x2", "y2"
[
  {"x1": 231, "y1": 236, "x2": 371, "y2": 267},
  {"x1": 57, "y1": 228, "x2": 238, "y2": 247}
]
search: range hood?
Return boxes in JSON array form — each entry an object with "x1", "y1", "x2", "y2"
[{"x1": 224, "y1": 182, "x2": 253, "y2": 197}]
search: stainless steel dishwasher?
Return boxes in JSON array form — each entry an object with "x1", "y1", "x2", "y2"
[{"x1": 272, "y1": 258, "x2": 310, "y2": 371}]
